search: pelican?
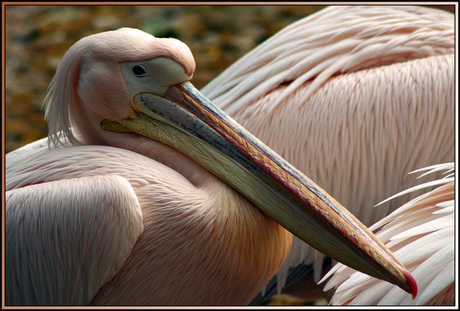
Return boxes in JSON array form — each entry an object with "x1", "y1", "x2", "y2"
[
  {"x1": 200, "y1": 5, "x2": 455, "y2": 304},
  {"x1": 321, "y1": 163, "x2": 455, "y2": 305},
  {"x1": 5, "y1": 28, "x2": 416, "y2": 305}
]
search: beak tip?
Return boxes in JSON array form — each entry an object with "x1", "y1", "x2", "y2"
[{"x1": 402, "y1": 269, "x2": 418, "y2": 299}]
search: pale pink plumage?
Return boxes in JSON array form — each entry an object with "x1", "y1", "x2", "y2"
[
  {"x1": 6, "y1": 174, "x2": 143, "y2": 305},
  {"x1": 6, "y1": 27, "x2": 292, "y2": 305},
  {"x1": 6, "y1": 5, "x2": 455, "y2": 306},
  {"x1": 44, "y1": 27, "x2": 195, "y2": 147},
  {"x1": 201, "y1": 5, "x2": 454, "y2": 303},
  {"x1": 7, "y1": 142, "x2": 290, "y2": 305},
  {"x1": 321, "y1": 163, "x2": 455, "y2": 305}
]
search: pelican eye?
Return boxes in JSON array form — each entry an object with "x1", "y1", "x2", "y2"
[{"x1": 132, "y1": 65, "x2": 147, "y2": 77}]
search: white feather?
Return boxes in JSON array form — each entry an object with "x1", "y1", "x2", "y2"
[{"x1": 322, "y1": 163, "x2": 455, "y2": 305}]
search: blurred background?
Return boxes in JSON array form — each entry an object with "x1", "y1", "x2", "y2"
[
  {"x1": 3, "y1": 4, "x2": 454, "y2": 306},
  {"x1": 4, "y1": 5, "x2": 326, "y2": 306},
  {"x1": 4, "y1": 5, "x2": 324, "y2": 154}
]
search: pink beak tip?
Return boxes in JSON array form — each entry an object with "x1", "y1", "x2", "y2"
[{"x1": 403, "y1": 270, "x2": 418, "y2": 299}]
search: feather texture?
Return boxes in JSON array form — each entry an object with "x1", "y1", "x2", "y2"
[
  {"x1": 321, "y1": 163, "x2": 455, "y2": 305},
  {"x1": 200, "y1": 7, "x2": 454, "y2": 301}
]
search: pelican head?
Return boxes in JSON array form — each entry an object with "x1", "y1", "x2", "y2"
[
  {"x1": 44, "y1": 27, "x2": 195, "y2": 147},
  {"x1": 43, "y1": 27, "x2": 416, "y2": 301}
]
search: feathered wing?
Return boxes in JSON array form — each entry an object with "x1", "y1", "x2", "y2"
[
  {"x1": 202, "y1": 6, "x2": 454, "y2": 115},
  {"x1": 5, "y1": 175, "x2": 144, "y2": 305},
  {"x1": 320, "y1": 163, "x2": 455, "y2": 305},
  {"x1": 200, "y1": 6, "x2": 454, "y2": 302}
]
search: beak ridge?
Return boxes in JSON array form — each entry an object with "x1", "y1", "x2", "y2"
[{"x1": 101, "y1": 81, "x2": 417, "y2": 297}]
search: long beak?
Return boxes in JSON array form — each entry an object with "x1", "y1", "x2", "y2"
[{"x1": 101, "y1": 81, "x2": 417, "y2": 298}]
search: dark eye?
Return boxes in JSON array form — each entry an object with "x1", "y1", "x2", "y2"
[{"x1": 132, "y1": 65, "x2": 147, "y2": 76}]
